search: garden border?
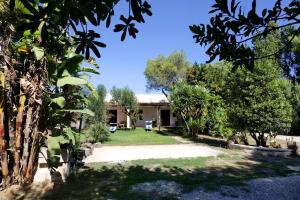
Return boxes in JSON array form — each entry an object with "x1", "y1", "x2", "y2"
[{"x1": 228, "y1": 143, "x2": 293, "y2": 157}]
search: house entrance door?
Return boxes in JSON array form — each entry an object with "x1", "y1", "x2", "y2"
[{"x1": 160, "y1": 110, "x2": 170, "y2": 126}]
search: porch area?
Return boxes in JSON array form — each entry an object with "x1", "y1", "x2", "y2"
[{"x1": 107, "y1": 104, "x2": 177, "y2": 128}]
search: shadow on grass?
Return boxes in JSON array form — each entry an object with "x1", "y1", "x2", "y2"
[
  {"x1": 191, "y1": 135, "x2": 228, "y2": 148},
  {"x1": 155, "y1": 127, "x2": 184, "y2": 136},
  {"x1": 5, "y1": 154, "x2": 300, "y2": 200},
  {"x1": 155, "y1": 127, "x2": 227, "y2": 148}
]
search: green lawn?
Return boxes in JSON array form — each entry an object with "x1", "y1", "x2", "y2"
[{"x1": 103, "y1": 128, "x2": 180, "y2": 145}]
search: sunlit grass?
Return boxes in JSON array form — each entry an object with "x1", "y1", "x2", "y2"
[{"x1": 103, "y1": 127, "x2": 180, "y2": 145}]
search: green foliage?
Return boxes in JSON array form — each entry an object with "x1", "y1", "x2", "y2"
[
  {"x1": 186, "y1": 61, "x2": 231, "y2": 96},
  {"x1": 60, "y1": 109, "x2": 95, "y2": 116},
  {"x1": 86, "y1": 85, "x2": 109, "y2": 142},
  {"x1": 32, "y1": 46, "x2": 44, "y2": 60},
  {"x1": 290, "y1": 84, "x2": 300, "y2": 135},
  {"x1": 190, "y1": 0, "x2": 300, "y2": 70},
  {"x1": 182, "y1": 29, "x2": 295, "y2": 144},
  {"x1": 87, "y1": 85, "x2": 107, "y2": 124},
  {"x1": 87, "y1": 123, "x2": 110, "y2": 143},
  {"x1": 2, "y1": 0, "x2": 152, "y2": 187},
  {"x1": 279, "y1": 27, "x2": 300, "y2": 80},
  {"x1": 57, "y1": 77, "x2": 90, "y2": 87},
  {"x1": 185, "y1": 62, "x2": 202, "y2": 85},
  {"x1": 39, "y1": 49, "x2": 96, "y2": 132},
  {"x1": 206, "y1": 95, "x2": 232, "y2": 138},
  {"x1": 225, "y1": 30, "x2": 293, "y2": 145},
  {"x1": 144, "y1": 51, "x2": 190, "y2": 96},
  {"x1": 51, "y1": 97, "x2": 66, "y2": 108},
  {"x1": 226, "y1": 62, "x2": 293, "y2": 146},
  {"x1": 12, "y1": 0, "x2": 152, "y2": 59},
  {"x1": 47, "y1": 127, "x2": 85, "y2": 168},
  {"x1": 170, "y1": 82, "x2": 230, "y2": 138},
  {"x1": 111, "y1": 86, "x2": 139, "y2": 127}
]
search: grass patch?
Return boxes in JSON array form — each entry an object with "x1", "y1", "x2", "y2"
[
  {"x1": 47, "y1": 130, "x2": 89, "y2": 167},
  {"x1": 39, "y1": 153, "x2": 300, "y2": 200},
  {"x1": 47, "y1": 131, "x2": 88, "y2": 151},
  {"x1": 103, "y1": 128, "x2": 180, "y2": 145}
]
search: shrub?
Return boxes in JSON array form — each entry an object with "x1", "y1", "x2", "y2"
[
  {"x1": 226, "y1": 63, "x2": 293, "y2": 146},
  {"x1": 291, "y1": 84, "x2": 300, "y2": 135},
  {"x1": 170, "y1": 82, "x2": 231, "y2": 138},
  {"x1": 87, "y1": 122, "x2": 110, "y2": 143}
]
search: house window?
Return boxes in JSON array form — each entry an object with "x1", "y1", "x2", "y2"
[{"x1": 139, "y1": 110, "x2": 143, "y2": 120}]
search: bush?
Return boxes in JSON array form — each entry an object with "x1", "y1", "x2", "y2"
[
  {"x1": 185, "y1": 118, "x2": 205, "y2": 137},
  {"x1": 87, "y1": 122, "x2": 110, "y2": 143},
  {"x1": 226, "y1": 63, "x2": 293, "y2": 146},
  {"x1": 290, "y1": 84, "x2": 300, "y2": 135},
  {"x1": 170, "y1": 82, "x2": 231, "y2": 138}
]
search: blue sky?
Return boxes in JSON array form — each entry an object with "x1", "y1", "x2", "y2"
[{"x1": 90, "y1": 0, "x2": 279, "y2": 93}]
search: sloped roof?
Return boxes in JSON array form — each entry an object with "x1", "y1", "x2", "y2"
[{"x1": 105, "y1": 93, "x2": 169, "y2": 104}]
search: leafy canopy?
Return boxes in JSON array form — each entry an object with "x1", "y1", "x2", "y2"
[
  {"x1": 224, "y1": 29, "x2": 294, "y2": 145},
  {"x1": 87, "y1": 84, "x2": 107, "y2": 124},
  {"x1": 190, "y1": 0, "x2": 300, "y2": 70},
  {"x1": 111, "y1": 86, "x2": 138, "y2": 113},
  {"x1": 186, "y1": 61, "x2": 231, "y2": 97},
  {"x1": 11, "y1": 0, "x2": 152, "y2": 59},
  {"x1": 170, "y1": 82, "x2": 230, "y2": 138},
  {"x1": 144, "y1": 51, "x2": 190, "y2": 97}
]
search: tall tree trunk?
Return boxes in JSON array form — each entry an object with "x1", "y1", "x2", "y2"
[
  {"x1": 25, "y1": 105, "x2": 41, "y2": 183},
  {"x1": 21, "y1": 106, "x2": 33, "y2": 177},
  {"x1": 0, "y1": 5, "x2": 46, "y2": 187},
  {"x1": 13, "y1": 79, "x2": 26, "y2": 181},
  {"x1": 0, "y1": 18, "x2": 13, "y2": 188},
  {"x1": 0, "y1": 71, "x2": 9, "y2": 188},
  {"x1": 250, "y1": 132, "x2": 260, "y2": 146},
  {"x1": 258, "y1": 133, "x2": 267, "y2": 147}
]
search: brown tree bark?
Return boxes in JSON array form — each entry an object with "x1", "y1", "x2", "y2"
[
  {"x1": 0, "y1": 3, "x2": 46, "y2": 188},
  {"x1": 25, "y1": 105, "x2": 41, "y2": 183},
  {"x1": 0, "y1": 71, "x2": 9, "y2": 188},
  {"x1": 0, "y1": 16, "x2": 14, "y2": 188},
  {"x1": 13, "y1": 81, "x2": 26, "y2": 181},
  {"x1": 21, "y1": 106, "x2": 33, "y2": 177}
]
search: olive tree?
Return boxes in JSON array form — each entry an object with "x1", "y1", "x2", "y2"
[{"x1": 111, "y1": 87, "x2": 139, "y2": 128}]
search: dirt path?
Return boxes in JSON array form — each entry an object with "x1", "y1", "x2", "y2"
[{"x1": 83, "y1": 144, "x2": 222, "y2": 163}]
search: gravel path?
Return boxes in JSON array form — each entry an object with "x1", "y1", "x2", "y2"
[
  {"x1": 182, "y1": 174, "x2": 300, "y2": 200},
  {"x1": 83, "y1": 144, "x2": 222, "y2": 163}
]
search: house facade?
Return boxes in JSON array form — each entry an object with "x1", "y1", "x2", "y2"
[{"x1": 105, "y1": 94, "x2": 177, "y2": 128}]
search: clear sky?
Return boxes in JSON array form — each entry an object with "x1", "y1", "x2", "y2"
[{"x1": 90, "y1": 0, "x2": 280, "y2": 93}]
